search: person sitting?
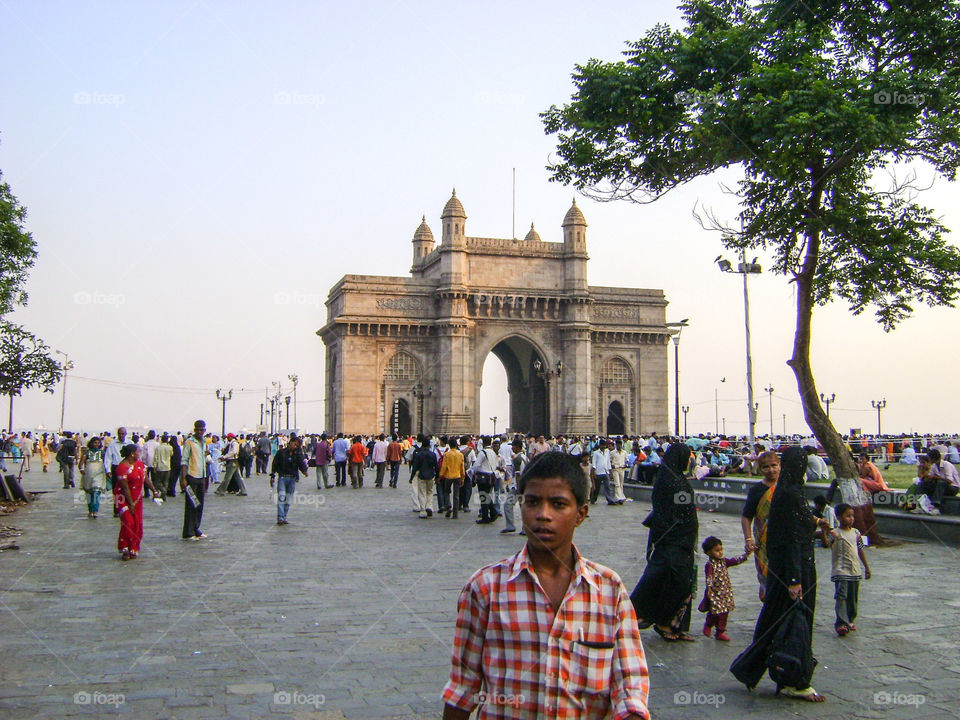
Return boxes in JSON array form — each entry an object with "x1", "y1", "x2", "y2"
[
  {"x1": 805, "y1": 446, "x2": 830, "y2": 483},
  {"x1": 857, "y1": 453, "x2": 890, "y2": 494},
  {"x1": 926, "y1": 448, "x2": 960, "y2": 508},
  {"x1": 899, "y1": 443, "x2": 918, "y2": 465}
]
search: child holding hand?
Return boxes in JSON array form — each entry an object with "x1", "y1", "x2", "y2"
[
  {"x1": 699, "y1": 536, "x2": 751, "y2": 641},
  {"x1": 823, "y1": 503, "x2": 872, "y2": 635}
]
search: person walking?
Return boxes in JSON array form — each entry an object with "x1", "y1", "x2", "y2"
[
  {"x1": 630, "y1": 442, "x2": 698, "y2": 641},
  {"x1": 55, "y1": 431, "x2": 78, "y2": 489},
  {"x1": 180, "y1": 420, "x2": 209, "y2": 542},
  {"x1": 332, "y1": 433, "x2": 350, "y2": 487},
  {"x1": 167, "y1": 434, "x2": 181, "y2": 498},
  {"x1": 386, "y1": 435, "x2": 403, "y2": 488},
  {"x1": 255, "y1": 432, "x2": 272, "y2": 474},
  {"x1": 78, "y1": 436, "x2": 107, "y2": 518},
  {"x1": 313, "y1": 433, "x2": 333, "y2": 489},
  {"x1": 372, "y1": 434, "x2": 389, "y2": 488},
  {"x1": 410, "y1": 434, "x2": 439, "y2": 518},
  {"x1": 152, "y1": 434, "x2": 173, "y2": 501},
  {"x1": 215, "y1": 433, "x2": 248, "y2": 496},
  {"x1": 823, "y1": 503, "x2": 871, "y2": 636},
  {"x1": 114, "y1": 444, "x2": 157, "y2": 560},
  {"x1": 348, "y1": 435, "x2": 367, "y2": 488},
  {"x1": 438, "y1": 437, "x2": 465, "y2": 518},
  {"x1": 270, "y1": 436, "x2": 308, "y2": 525},
  {"x1": 730, "y1": 446, "x2": 831, "y2": 702},
  {"x1": 39, "y1": 433, "x2": 51, "y2": 472},
  {"x1": 469, "y1": 437, "x2": 502, "y2": 525}
]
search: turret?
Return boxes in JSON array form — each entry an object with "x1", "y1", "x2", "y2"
[
  {"x1": 441, "y1": 188, "x2": 467, "y2": 248},
  {"x1": 523, "y1": 222, "x2": 542, "y2": 242},
  {"x1": 412, "y1": 215, "x2": 434, "y2": 263},
  {"x1": 562, "y1": 198, "x2": 587, "y2": 254}
]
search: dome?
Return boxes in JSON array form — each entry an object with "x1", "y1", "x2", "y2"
[
  {"x1": 523, "y1": 222, "x2": 542, "y2": 242},
  {"x1": 561, "y1": 197, "x2": 587, "y2": 227},
  {"x1": 441, "y1": 188, "x2": 467, "y2": 219},
  {"x1": 413, "y1": 215, "x2": 434, "y2": 243}
]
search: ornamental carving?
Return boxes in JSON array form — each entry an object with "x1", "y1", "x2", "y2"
[{"x1": 377, "y1": 297, "x2": 426, "y2": 311}]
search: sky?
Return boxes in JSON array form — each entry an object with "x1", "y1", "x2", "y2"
[{"x1": 2, "y1": 0, "x2": 958, "y2": 438}]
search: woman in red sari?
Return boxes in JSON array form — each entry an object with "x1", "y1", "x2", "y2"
[{"x1": 115, "y1": 444, "x2": 157, "y2": 560}]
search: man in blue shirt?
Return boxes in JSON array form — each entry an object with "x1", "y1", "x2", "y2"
[{"x1": 332, "y1": 433, "x2": 350, "y2": 487}]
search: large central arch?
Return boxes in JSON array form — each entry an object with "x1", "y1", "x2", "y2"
[{"x1": 486, "y1": 335, "x2": 548, "y2": 435}]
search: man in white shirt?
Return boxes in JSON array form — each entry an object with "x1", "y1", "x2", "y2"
[
  {"x1": 805, "y1": 446, "x2": 830, "y2": 482},
  {"x1": 591, "y1": 439, "x2": 620, "y2": 505},
  {"x1": 372, "y1": 434, "x2": 389, "y2": 488},
  {"x1": 609, "y1": 438, "x2": 629, "y2": 503},
  {"x1": 215, "y1": 433, "x2": 248, "y2": 496}
]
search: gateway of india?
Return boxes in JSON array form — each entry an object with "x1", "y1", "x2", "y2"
[{"x1": 318, "y1": 189, "x2": 672, "y2": 437}]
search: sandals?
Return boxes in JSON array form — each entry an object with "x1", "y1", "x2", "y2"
[{"x1": 653, "y1": 625, "x2": 680, "y2": 641}]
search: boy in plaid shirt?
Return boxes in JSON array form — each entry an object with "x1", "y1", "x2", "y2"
[{"x1": 442, "y1": 452, "x2": 649, "y2": 719}]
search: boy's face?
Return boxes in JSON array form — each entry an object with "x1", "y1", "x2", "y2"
[
  {"x1": 521, "y1": 476, "x2": 588, "y2": 554},
  {"x1": 708, "y1": 544, "x2": 724, "y2": 561},
  {"x1": 839, "y1": 508, "x2": 856, "y2": 528}
]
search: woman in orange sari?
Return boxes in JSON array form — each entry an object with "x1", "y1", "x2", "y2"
[
  {"x1": 114, "y1": 444, "x2": 157, "y2": 560},
  {"x1": 741, "y1": 451, "x2": 779, "y2": 601}
]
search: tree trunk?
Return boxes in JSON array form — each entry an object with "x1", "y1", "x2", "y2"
[{"x1": 788, "y1": 220, "x2": 886, "y2": 545}]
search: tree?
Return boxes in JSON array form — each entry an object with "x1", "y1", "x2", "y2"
[
  {"x1": 0, "y1": 320, "x2": 62, "y2": 432},
  {"x1": 543, "y1": 0, "x2": 960, "y2": 493},
  {"x1": 0, "y1": 168, "x2": 38, "y2": 317}
]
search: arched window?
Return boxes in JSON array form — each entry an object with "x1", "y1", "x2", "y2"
[
  {"x1": 600, "y1": 357, "x2": 632, "y2": 385},
  {"x1": 384, "y1": 352, "x2": 419, "y2": 382}
]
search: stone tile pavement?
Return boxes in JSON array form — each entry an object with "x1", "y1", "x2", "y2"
[{"x1": 1, "y1": 465, "x2": 958, "y2": 719}]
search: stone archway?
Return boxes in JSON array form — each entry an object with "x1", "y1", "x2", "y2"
[
  {"x1": 606, "y1": 400, "x2": 626, "y2": 436},
  {"x1": 486, "y1": 335, "x2": 548, "y2": 435}
]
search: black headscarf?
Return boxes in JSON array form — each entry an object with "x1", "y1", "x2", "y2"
[
  {"x1": 644, "y1": 442, "x2": 697, "y2": 546},
  {"x1": 767, "y1": 446, "x2": 814, "y2": 549}
]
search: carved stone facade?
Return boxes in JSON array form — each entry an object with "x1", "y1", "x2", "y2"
[{"x1": 318, "y1": 190, "x2": 671, "y2": 437}]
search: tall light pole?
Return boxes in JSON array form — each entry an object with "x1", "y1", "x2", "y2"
[
  {"x1": 715, "y1": 377, "x2": 725, "y2": 435},
  {"x1": 681, "y1": 405, "x2": 690, "y2": 437},
  {"x1": 665, "y1": 319, "x2": 689, "y2": 437},
  {"x1": 284, "y1": 395, "x2": 292, "y2": 433},
  {"x1": 717, "y1": 249, "x2": 762, "y2": 446},
  {"x1": 871, "y1": 399, "x2": 887, "y2": 436},
  {"x1": 490, "y1": 416, "x2": 498, "y2": 436},
  {"x1": 216, "y1": 389, "x2": 233, "y2": 436},
  {"x1": 54, "y1": 350, "x2": 74, "y2": 432},
  {"x1": 287, "y1": 374, "x2": 299, "y2": 431},
  {"x1": 533, "y1": 359, "x2": 563, "y2": 437},
  {"x1": 820, "y1": 392, "x2": 835, "y2": 418},
  {"x1": 763, "y1": 385, "x2": 775, "y2": 437}
]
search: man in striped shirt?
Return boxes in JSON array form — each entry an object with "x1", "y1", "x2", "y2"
[{"x1": 442, "y1": 452, "x2": 649, "y2": 719}]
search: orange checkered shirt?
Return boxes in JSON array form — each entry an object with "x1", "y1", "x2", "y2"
[{"x1": 442, "y1": 544, "x2": 650, "y2": 719}]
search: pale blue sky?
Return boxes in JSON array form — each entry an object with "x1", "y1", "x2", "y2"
[{"x1": 2, "y1": 0, "x2": 957, "y2": 436}]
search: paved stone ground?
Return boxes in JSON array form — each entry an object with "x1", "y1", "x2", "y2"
[{"x1": 1, "y1": 464, "x2": 958, "y2": 719}]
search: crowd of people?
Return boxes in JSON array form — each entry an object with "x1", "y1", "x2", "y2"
[{"x1": 4, "y1": 423, "x2": 958, "y2": 715}]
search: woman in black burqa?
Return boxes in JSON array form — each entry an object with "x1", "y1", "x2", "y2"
[
  {"x1": 730, "y1": 446, "x2": 829, "y2": 702},
  {"x1": 630, "y1": 442, "x2": 698, "y2": 641}
]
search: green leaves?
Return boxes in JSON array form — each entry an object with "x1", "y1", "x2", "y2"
[
  {"x1": 543, "y1": 0, "x2": 960, "y2": 327},
  {"x1": 0, "y1": 171, "x2": 38, "y2": 318},
  {"x1": 0, "y1": 321, "x2": 62, "y2": 398}
]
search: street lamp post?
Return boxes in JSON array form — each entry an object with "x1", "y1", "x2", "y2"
[
  {"x1": 54, "y1": 350, "x2": 74, "y2": 432},
  {"x1": 717, "y1": 249, "x2": 762, "y2": 446},
  {"x1": 490, "y1": 416, "x2": 498, "y2": 436},
  {"x1": 871, "y1": 399, "x2": 887, "y2": 436},
  {"x1": 763, "y1": 386, "x2": 774, "y2": 437},
  {"x1": 715, "y1": 377, "x2": 725, "y2": 435},
  {"x1": 681, "y1": 405, "x2": 690, "y2": 437},
  {"x1": 820, "y1": 392, "x2": 835, "y2": 418},
  {"x1": 269, "y1": 398, "x2": 276, "y2": 434},
  {"x1": 412, "y1": 384, "x2": 433, "y2": 435},
  {"x1": 665, "y1": 319, "x2": 689, "y2": 437},
  {"x1": 533, "y1": 359, "x2": 563, "y2": 437},
  {"x1": 285, "y1": 395, "x2": 292, "y2": 433},
  {"x1": 216, "y1": 389, "x2": 233, "y2": 436},
  {"x1": 287, "y1": 374, "x2": 299, "y2": 431}
]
